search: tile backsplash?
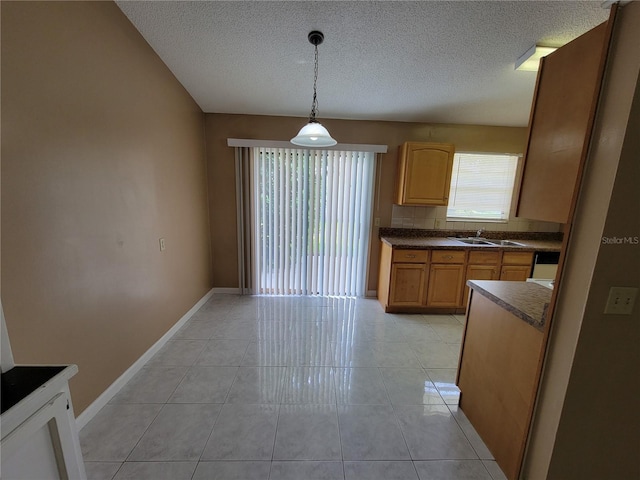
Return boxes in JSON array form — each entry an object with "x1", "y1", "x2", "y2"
[{"x1": 390, "y1": 205, "x2": 562, "y2": 232}]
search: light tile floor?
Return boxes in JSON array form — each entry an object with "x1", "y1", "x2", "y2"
[{"x1": 81, "y1": 295, "x2": 508, "y2": 480}]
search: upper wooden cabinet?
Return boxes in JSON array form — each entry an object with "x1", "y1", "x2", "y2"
[
  {"x1": 395, "y1": 142, "x2": 455, "y2": 206},
  {"x1": 516, "y1": 13, "x2": 615, "y2": 224}
]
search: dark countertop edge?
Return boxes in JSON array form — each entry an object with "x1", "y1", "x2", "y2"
[
  {"x1": 1, "y1": 365, "x2": 78, "y2": 417},
  {"x1": 467, "y1": 280, "x2": 550, "y2": 331},
  {"x1": 380, "y1": 236, "x2": 562, "y2": 252}
]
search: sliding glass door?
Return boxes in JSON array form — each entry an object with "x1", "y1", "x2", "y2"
[{"x1": 251, "y1": 147, "x2": 375, "y2": 296}]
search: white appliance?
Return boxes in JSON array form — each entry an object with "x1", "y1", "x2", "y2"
[
  {"x1": 530, "y1": 251, "x2": 560, "y2": 280},
  {"x1": 1, "y1": 303, "x2": 87, "y2": 480},
  {"x1": 526, "y1": 251, "x2": 560, "y2": 290}
]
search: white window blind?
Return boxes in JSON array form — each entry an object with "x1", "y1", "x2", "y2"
[
  {"x1": 251, "y1": 147, "x2": 375, "y2": 296},
  {"x1": 446, "y1": 153, "x2": 520, "y2": 221}
]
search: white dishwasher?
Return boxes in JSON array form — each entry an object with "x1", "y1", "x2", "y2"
[{"x1": 530, "y1": 251, "x2": 560, "y2": 280}]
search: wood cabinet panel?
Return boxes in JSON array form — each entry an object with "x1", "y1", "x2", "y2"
[
  {"x1": 458, "y1": 293, "x2": 545, "y2": 480},
  {"x1": 389, "y1": 263, "x2": 427, "y2": 306},
  {"x1": 463, "y1": 265, "x2": 500, "y2": 307},
  {"x1": 500, "y1": 265, "x2": 531, "y2": 282},
  {"x1": 426, "y1": 264, "x2": 465, "y2": 307},
  {"x1": 377, "y1": 242, "x2": 393, "y2": 309},
  {"x1": 502, "y1": 251, "x2": 534, "y2": 266},
  {"x1": 516, "y1": 21, "x2": 613, "y2": 223},
  {"x1": 396, "y1": 142, "x2": 455, "y2": 206},
  {"x1": 468, "y1": 251, "x2": 500, "y2": 265},
  {"x1": 500, "y1": 251, "x2": 534, "y2": 281},
  {"x1": 431, "y1": 250, "x2": 466, "y2": 264},
  {"x1": 392, "y1": 249, "x2": 429, "y2": 263}
]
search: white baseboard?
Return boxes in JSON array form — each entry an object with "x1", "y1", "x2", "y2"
[
  {"x1": 212, "y1": 287, "x2": 241, "y2": 294},
  {"x1": 76, "y1": 288, "x2": 215, "y2": 431}
]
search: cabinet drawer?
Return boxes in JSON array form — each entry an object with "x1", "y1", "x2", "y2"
[
  {"x1": 392, "y1": 249, "x2": 429, "y2": 263},
  {"x1": 468, "y1": 251, "x2": 500, "y2": 265},
  {"x1": 502, "y1": 251, "x2": 534, "y2": 265},
  {"x1": 431, "y1": 250, "x2": 466, "y2": 264}
]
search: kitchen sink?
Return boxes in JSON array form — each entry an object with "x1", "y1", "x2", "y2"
[
  {"x1": 489, "y1": 240, "x2": 526, "y2": 247},
  {"x1": 449, "y1": 237, "x2": 494, "y2": 245},
  {"x1": 448, "y1": 237, "x2": 526, "y2": 247}
]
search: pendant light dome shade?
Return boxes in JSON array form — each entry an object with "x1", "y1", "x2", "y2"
[
  {"x1": 291, "y1": 120, "x2": 337, "y2": 147},
  {"x1": 291, "y1": 31, "x2": 337, "y2": 147}
]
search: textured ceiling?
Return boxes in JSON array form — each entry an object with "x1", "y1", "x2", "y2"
[{"x1": 116, "y1": 1, "x2": 609, "y2": 127}]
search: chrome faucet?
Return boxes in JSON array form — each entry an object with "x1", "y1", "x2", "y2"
[{"x1": 476, "y1": 228, "x2": 485, "y2": 238}]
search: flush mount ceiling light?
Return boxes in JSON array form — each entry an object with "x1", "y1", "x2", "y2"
[
  {"x1": 515, "y1": 44, "x2": 558, "y2": 72},
  {"x1": 291, "y1": 31, "x2": 337, "y2": 147}
]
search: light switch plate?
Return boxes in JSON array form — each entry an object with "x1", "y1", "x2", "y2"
[{"x1": 604, "y1": 287, "x2": 638, "y2": 315}]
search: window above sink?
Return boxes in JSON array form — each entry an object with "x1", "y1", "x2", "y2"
[{"x1": 446, "y1": 153, "x2": 521, "y2": 222}]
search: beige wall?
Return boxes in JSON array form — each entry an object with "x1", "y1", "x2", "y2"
[
  {"x1": 205, "y1": 114, "x2": 527, "y2": 291},
  {"x1": 1, "y1": 1, "x2": 211, "y2": 413},
  {"x1": 525, "y1": 2, "x2": 640, "y2": 478}
]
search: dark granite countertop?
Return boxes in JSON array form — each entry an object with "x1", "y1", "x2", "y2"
[
  {"x1": 381, "y1": 236, "x2": 562, "y2": 251},
  {"x1": 467, "y1": 280, "x2": 552, "y2": 331},
  {"x1": 1, "y1": 365, "x2": 66, "y2": 414},
  {"x1": 378, "y1": 228, "x2": 562, "y2": 252}
]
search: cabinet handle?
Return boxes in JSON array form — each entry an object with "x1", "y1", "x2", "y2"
[
  {"x1": 443, "y1": 255, "x2": 453, "y2": 259},
  {"x1": 405, "y1": 254, "x2": 416, "y2": 258}
]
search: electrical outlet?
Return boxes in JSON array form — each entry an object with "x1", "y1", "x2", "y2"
[
  {"x1": 604, "y1": 286, "x2": 638, "y2": 315},
  {"x1": 159, "y1": 238, "x2": 166, "y2": 252},
  {"x1": 435, "y1": 219, "x2": 444, "y2": 229},
  {"x1": 374, "y1": 217, "x2": 380, "y2": 227}
]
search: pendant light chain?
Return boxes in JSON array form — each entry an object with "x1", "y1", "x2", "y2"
[
  {"x1": 290, "y1": 30, "x2": 337, "y2": 147},
  {"x1": 310, "y1": 43, "x2": 319, "y2": 122}
]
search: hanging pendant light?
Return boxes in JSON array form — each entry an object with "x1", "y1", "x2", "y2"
[{"x1": 291, "y1": 31, "x2": 337, "y2": 147}]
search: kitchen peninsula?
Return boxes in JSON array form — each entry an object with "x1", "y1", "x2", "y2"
[{"x1": 457, "y1": 279, "x2": 552, "y2": 480}]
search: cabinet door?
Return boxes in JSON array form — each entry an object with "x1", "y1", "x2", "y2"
[
  {"x1": 389, "y1": 263, "x2": 427, "y2": 306},
  {"x1": 463, "y1": 265, "x2": 500, "y2": 307},
  {"x1": 426, "y1": 264, "x2": 465, "y2": 307},
  {"x1": 396, "y1": 143, "x2": 455, "y2": 206},
  {"x1": 516, "y1": 18, "x2": 614, "y2": 223},
  {"x1": 500, "y1": 265, "x2": 531, "y2": 282}
]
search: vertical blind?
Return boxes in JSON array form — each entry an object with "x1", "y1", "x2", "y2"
[
  {"x1": 251, "y1": 147, "x2": 375, "y2": 296},
  {"x1": 446, "y1": 153, "x2": 520, "y2": 221}
]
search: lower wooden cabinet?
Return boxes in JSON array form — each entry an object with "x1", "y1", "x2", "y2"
[
  {"x1": 377, "y1": 242, "x2": 537, "y2": 313},
  {"x1": 500, "y1": 251, "x2": 534, "y2": 281},
  {"x1": 462, "y1": 251, "x2": 501, "y2": 307},
  {"x1": 426, "y1": 263, "x2": 465, "y2": 307},
  {"x1": 464, "y1": 265, "x2": 500, "y2": 307},
  {"x1": 389, "y1": 263, "x2": 427, "y2": 306}
]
